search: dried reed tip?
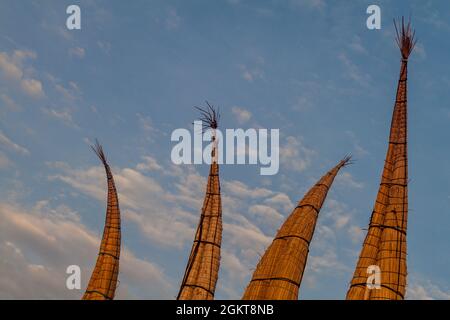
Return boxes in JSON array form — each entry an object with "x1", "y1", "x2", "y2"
[
  {"x1": 90, "y1": 139, "x2": 108, "y2": 166},
  {"x1": 340, "y1": 154, "x2": 354, "y2": 167},
  {"x1": 394, "y1": 16, "x2": 417, "y2": 59},
  {"x1": 194, "y1": 101, "x2": 220, "y2": 130}
]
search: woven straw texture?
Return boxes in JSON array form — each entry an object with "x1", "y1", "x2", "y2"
[
  {"x1": 83, "y1": 145, "x2": 121, "y2": 300},
  {"x1": 347, "y1": 20, "x2": 414, "y2": 300},
  {"x1": 242, "y1": 158, "x2": 349, "y2": 300},
  {"x1": 178, "y1": 162, "x2": 222, "y2": 300}
]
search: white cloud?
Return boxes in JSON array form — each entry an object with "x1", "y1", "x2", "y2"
[
  {"x1": 231, "y1": 106, "x2": 252, "y2": 124},
  {"x1": 0, "y1": 50, "x2": 44, "y2": 98},
  {"x1": 349, "y1": 36, "x2": 367, "y2": 54},
  {"x1": 407, "y1": 284, "x2": 433, "y2": 300},
  {"x1": 0, "y1": 201, "x2": 173, "y2": 299},
  {"x1": 20, "y1": 78, "x2": 44, "y2": 98},
  {"x1": 347, "y1": 225, "x2": 364, "y2": 244},
  {"x1": 339, "y1": 52, "x2": 371, "y2": 85},
  {"x1": 0, "y1": 131, "x2": 29, "y2": 155},
  {"x1": 217, "y1": 249, "x2": 250, "y2": 298},
  {"x1": 224, "y1": 222, "x2": 271, "y2": 258},
  {"x1": 223, "y1": 180, "x2": 273, "y2": 199},
  {"x1": 69, "y1": 47, "x2": 86, "y2": 59},
  {"x1": 280, "y1": 136, "x2": 316, "y2": 172},
  {"x1": 0, "y1": 50, "x2": 36, "y2": 81},
  {"x1": 136, "y1": 113, "x2": 162, "y2": 141},
  {"x1": 308, "y1": 249, "x2": 349, "y2": 274},
  {"x1": 322, "y1": 198, "x2": 364, "y2": 244},
  {"x1": 249, "y1": 204, "x2": 284, "y2": 226},
  {"x1": 136, "y1": 156, "x2": 163, "y2": 172},
  {"x1": 0, "y1": 51, "x2": 24, "y2": 80},
  {"x1": 263, "y1": 193, "x2": 294, "y2": 213},
  {"x1": 239, "y1": 64, "x2": 264, "y2": 82},
  {"x1": 304, "y1": 222, "x2": 352, "y2": 287},
  {"x1": 414, "y1": 42, "x2": 426, "y2": 59},
  {"x1": 11, "y1": 50, "x2": 36, "y2": 61},
  {"x1": 54, "y1": 81, "x2": 81, "y2": 102},
  {"x1": 97, "y1": 41, "x2": 112, "y2": 54},
  {"x1": 45, "y1": 74, "x2": 82, "y2": 105},
  {"x1": 300, "y1": 196, "x2": 364, "y2": 289},
  {"x1": 335, "y1": 172, "x2": 364, "y2": 189},
  {"x1": 407, "y1": 277, "x2": 450, "y2": 300}
]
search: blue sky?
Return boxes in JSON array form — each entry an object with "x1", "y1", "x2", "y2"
[{"x1": 0, "y1": 0, "x2": 450, "y2": 299}]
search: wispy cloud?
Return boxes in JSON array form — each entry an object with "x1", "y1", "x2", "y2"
[
  {"x1": 263, "y1": 193, "x2": 294, "y2": 213},
  {"x1": 20, "y1": 79, "x2": 44, "y2": 97},
  {"x1": 407, "y1": 275, "x2": 450, "y2": 300},
  {"x1": 136, "y1": 156, "x2": 163, "y2": 172},
  {"x1": 46, "y1": 74, "x2": 82, "y2": 104},
  {"x1": 0, "y1": 201, "x2": 173, "y2": 299},
  {"x1": 231, "y1": 106, "x2": 252, "y2": 124},
  {"x1": 69, "y1": 47, "x2": 86, "y2": 59},
  {"x1": 97, "y1": 41, "x2": 112, "y2": 54},
  {"x1": 249, "y1": 204, "x2": 284, "y2": 226},
  {"x1": 290, "y1": 0, "x2": 325, "y2": 10},
  {"x1": 0, "y1": 50, "x2": 44, "y2": 98},
  {"x1": 223, "y1": 180, "x2": 273, "y2": 199},
  {"x1": 0, "y1": 131, "x2": 29, "y2": 155},
  {"x1": 292, "y1": 96, "x2": 314, "y2": 112},
  {"x1": 338, "y1": 52, "x2": 371, "y2": 86},
  {"x1": 347, "y1": 225, "x2": 364, "y2": 244},
  {"x1": 280, "y1": 136, "x2": 316, "y2": 172},
  {"x1": 41, "y1": 107, "x2": 79, "y2": 129},
  {"x1": 239, "y1": 64, "x2": 264, "y2": 82},
  {"x1": 136, "y1": 113, "x2": 163, "y2": 142},
  {"x1": 0, "y1": 93, "x2": 20, "y2": 112},
  {"x1": 348, "y1": 36, "x2": 367, "y2": 54},
  {"x1": 48, "y1": 161, "x2": 195, "y2": 248},
  {"x1": 336, "y1": 172, "x2": 364, "y2": 189},
  {"x1": 414, "y1": 42, "x2": 427, "y2": 59}
]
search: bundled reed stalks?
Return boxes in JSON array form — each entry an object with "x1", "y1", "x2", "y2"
[
  {"x1": 346, "y1": 18, "x2": 415, "y2": 300},
  {"x1": 243, "y1": 156, "x2": 352, "y2": 300},
  {"x1": 177, "y1": 104, "x2": 222, "y2": 300},
  {"x1": 83, "y1": 140, "x2": 121, "y2": 300}
]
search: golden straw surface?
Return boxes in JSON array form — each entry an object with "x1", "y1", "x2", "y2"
[
  {"x1": 83, "y1": 143, "x2": 121, "y2": 300},
  {"x1": 242, "y1": 157, "x2": 350, "y2": 300},
  {"x1": 346, "y1": 19, "x2": 414, "y2": 300},
  {"x1": 177, "y1": 161, "x2": 222, "y2": 300}
]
